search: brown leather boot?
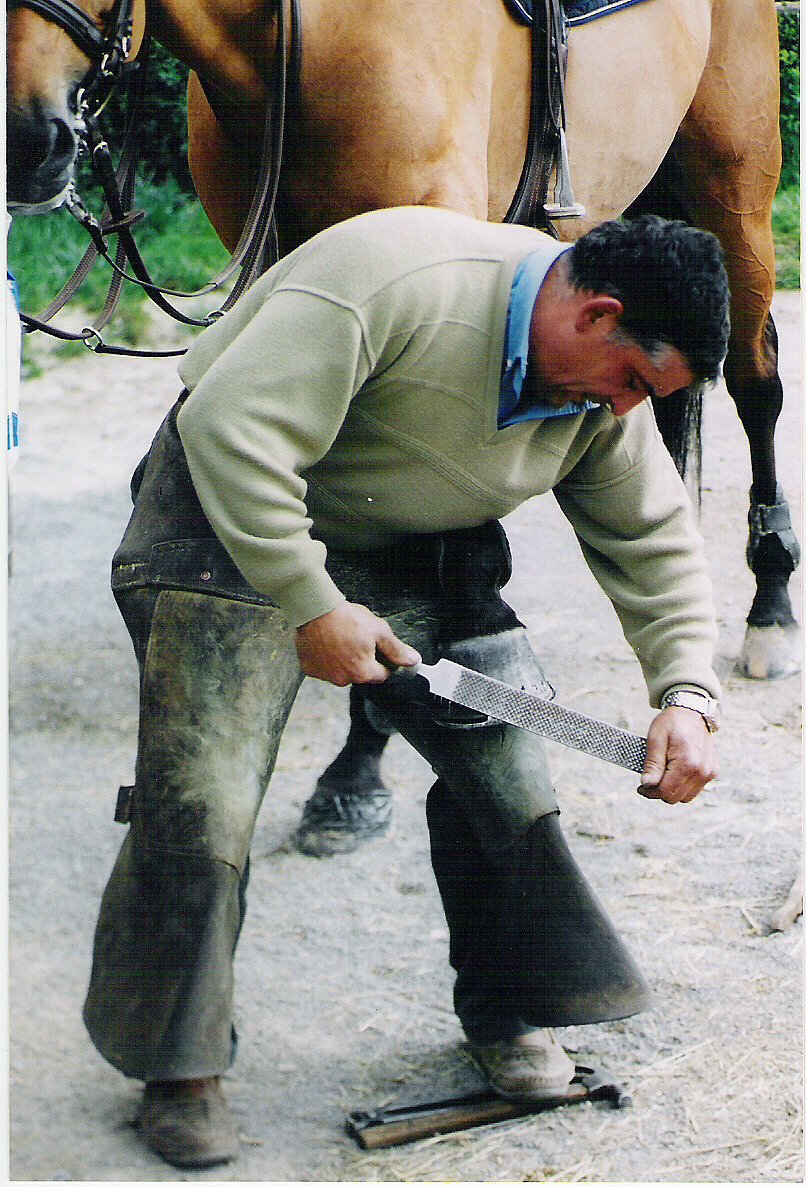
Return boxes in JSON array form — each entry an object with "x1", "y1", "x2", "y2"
[
  {"x1": 137, "y1": 1077, "x2": 238, "y2": 1168},
  {"x1": 467, "y1": 1029, "x2": 575, "y2": 1101}
]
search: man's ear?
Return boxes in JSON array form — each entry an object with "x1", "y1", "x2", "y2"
[{"x1": 575, "y1": 295, "x2": 624, "y2": 334}]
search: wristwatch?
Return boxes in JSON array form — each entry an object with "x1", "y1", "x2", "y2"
[{"x1": 660, "y1": 688, "x2": 723, "y2": 733}]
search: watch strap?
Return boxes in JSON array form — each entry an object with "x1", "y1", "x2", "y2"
[{"x1": 660, "y1": 688, "x2": 722, "y2": 732}]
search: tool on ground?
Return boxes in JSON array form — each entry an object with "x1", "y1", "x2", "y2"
[
  {"x1": 346, "y1": 1063, "x2": 631, "y2": 1149},
  {"x1": 396, "y1": 658, "x2": 648, "y2": 773}
]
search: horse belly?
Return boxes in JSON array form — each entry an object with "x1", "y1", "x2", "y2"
[
  {"x1": 279, "y1": 0, "x2": 500, "y2": 240},
  {"x1": 555, "y1": 0, "x2": 712, "y2": 239}
]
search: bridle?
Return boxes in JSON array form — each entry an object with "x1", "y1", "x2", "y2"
[
  {"x1": 8, "y1": 0, "x2": 298, "y2": 357},
  {"x1": 7, "y1": 0, "x2": 137, "y2": 121}
]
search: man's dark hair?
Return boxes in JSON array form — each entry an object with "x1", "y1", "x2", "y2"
[{"x1": 568, "y1": 215, "x2": 731, "y2": 384}]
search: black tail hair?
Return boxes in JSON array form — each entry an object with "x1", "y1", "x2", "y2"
[{"x1": 651, "y1": 386, "x2": 702, "y2": 505}]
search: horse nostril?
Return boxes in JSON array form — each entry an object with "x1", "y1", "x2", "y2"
[
  {"x1": 8, "y1": 111, "x2": 75, "y2": 175},
  {"x1": 6, "y1": 106, "x2": 78, "y2": 202}
]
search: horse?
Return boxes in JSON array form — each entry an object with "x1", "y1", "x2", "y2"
[{"x1": 7, "y1": 0, "x2": 799, "y2": 807}]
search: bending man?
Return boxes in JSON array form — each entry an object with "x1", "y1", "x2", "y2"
[{"x1": 84, "y1": 208, "x2": 729, "y2": 1168}]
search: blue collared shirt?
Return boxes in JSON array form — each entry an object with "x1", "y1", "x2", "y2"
[{"x1": 498, "y1": 246, "x2": 597, "y2": 427}]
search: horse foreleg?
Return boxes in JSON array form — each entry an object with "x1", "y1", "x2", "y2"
[
  {"x1": 675, "y1": 12, "x2": 800, "y2": 680},
  {"x1": 726, "y1": 311, "x2": 800, "y2": 679},
  {"x1": 296, "y1": 687, "x2": 395, "y2": 857}
]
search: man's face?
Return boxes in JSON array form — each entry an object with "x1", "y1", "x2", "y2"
[{"x1": 529, "y1": 289, "x2": 695, "y2": 418}]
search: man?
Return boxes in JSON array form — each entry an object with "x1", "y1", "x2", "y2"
[{"x1": 83, "y1": 207, "x2": 729, "y2": 1168}]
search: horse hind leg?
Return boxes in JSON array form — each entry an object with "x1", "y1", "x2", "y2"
[
  {"x1": 672, "y1": 28, "x2": 800, "y2": 680},
  {"x1": 731, "y1": 312, "x2": 800, "y2": 679},
  {"x1": 716, "y1": 262, "x2": 799, "y2": 679},
  {"x1": 625, "y1": 153, "x2": 800, "y2": 680},
  {"x1": 295, "y1": 686, "x2": 395, "y2": 858},
  {"x1": 718, "y1": 279, "x2": 799, "y2": 681}
]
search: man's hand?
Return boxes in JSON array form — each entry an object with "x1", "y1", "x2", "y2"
[
  {"x1": 638, "y1": 706, "x2": 718, "y2": 804},
  {"x1": 295, "y1": 602, "x2": 421, "y2": 686}
]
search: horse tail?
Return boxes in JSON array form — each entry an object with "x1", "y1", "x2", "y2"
[
  {"x1": 651, "y1": 385, "x2": 702, "y2": 504},
  {"x1": 624, "y1": 149, "x2": 703, "y2": 502}
]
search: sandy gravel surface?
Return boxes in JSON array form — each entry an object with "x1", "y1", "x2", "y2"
[{"x1": 7, "y1": 292, "x2": 803, "y2": 1182}]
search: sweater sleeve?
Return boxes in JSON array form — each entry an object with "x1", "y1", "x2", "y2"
[
  {"x1": 177, "y1": 287, "x2": 375, "y2": 626},
  {"x1": 554, "y1": 424, "x2": 720, "y2": 707}
]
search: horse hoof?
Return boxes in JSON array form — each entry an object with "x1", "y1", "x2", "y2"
[
  {"x1": 768, "y1": 869, "x2": 803, "y2": 933},
  {"x1": 295, "y1": 784, "x2": 393, "y2": 857},
  {"x1": 737, "y1": 623, "x2": 801, "y2": 680}
]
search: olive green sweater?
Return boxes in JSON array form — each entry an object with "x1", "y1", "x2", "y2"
[{"x1": 177, "y1": 206, "x2": 719, "y2": 705}]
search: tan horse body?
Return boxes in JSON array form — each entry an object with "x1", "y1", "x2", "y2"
[
  {"x1": 6, "y1": 0, "x2": 795, "y2": 680},
  {"x1": 180, "y1": 0, "x2": 715, "y2": 238}
]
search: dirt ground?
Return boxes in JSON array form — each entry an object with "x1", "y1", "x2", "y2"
[{"x1": 7, "y1": 291, "x2": 803, "y2": 1183}]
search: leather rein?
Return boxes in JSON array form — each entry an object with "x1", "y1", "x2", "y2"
[{"x1": 8, "y1": 0, "x2": 299, "y2": 357}]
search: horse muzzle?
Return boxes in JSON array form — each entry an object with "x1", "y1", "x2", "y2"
[{"x1": 6, "y1": 102, "x2": 80, "y2": 212}]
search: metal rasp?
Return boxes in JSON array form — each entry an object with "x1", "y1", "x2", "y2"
[{"x1": 400, "y1": 658, "x2": 647, "y2": 773}]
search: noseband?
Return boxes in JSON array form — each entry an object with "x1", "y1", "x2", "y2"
[{"x1": 7, "y1": 0, "x2": 136, "y2": 116}]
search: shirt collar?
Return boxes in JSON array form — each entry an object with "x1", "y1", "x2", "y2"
[{"x1": 499, "y1": 243, "x2": 598, "y2": 427}]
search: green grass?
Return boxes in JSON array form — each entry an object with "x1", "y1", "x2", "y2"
[
  {"x1": 8, "y1": 176, "x2": 230, "y2": 351},
  {"x1": 772, "y1": 187, "x2": 801, "y2": 290}
]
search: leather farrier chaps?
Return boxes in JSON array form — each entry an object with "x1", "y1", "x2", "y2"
[{"x1": 83, "y1": 396, "x2": 649, "y2": 1079}]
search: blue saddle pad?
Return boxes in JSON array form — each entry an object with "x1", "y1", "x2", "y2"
[{"x1": 506, "y1": 0, "x2": 655, "y2": 29}]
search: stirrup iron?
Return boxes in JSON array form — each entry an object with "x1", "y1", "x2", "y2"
[{"x1": 544, "y1": 129, "x2": 585, "y2": 220}]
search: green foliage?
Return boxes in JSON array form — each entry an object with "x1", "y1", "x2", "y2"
[
  {"x1": 778, "y1": 5, "x2": 800, "y2": 191},
  {"x1": 771, "y1": 188, "x2": 800, "y2": 289},
  {"x1": 772, "y1": 3, "x2": 800, "y2": 290},
  {"x1": 7, "y1": 177, "x2": 230, "y2": 353},
  {"x1": 100, "y1": 41, "x2": 194, "y2": 191}
]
